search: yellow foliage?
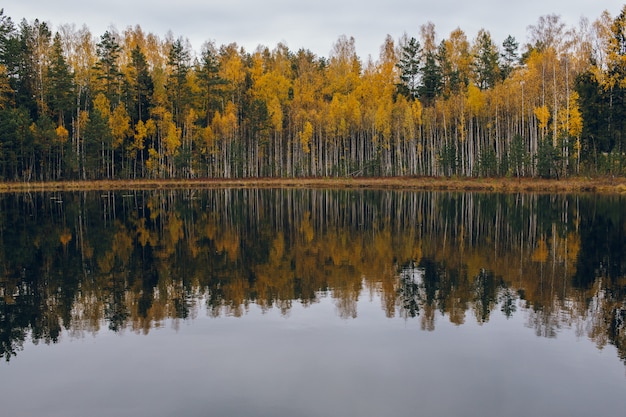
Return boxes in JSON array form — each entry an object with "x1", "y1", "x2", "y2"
[
  {"x1": 267, "y1": 96, "x2": 283, "y2": 132},
  {"x1": 97, "y1": 225, "x2": 133, "y2": 273},
  {"x1": 113, "y1": 227, "x2": 133, "y2": 264},
  {"x1": 534, "y1": 105, "x2": 550, "y2": 131},
  {"x1": 215, "y1": 230, "x2": 240, "y2": 261},
  {"x1": 566, "y1": 232, "x2": 580, "y2": 264},
  {"x1": 299, "y1": 211, "x2": 314, "y2": 242},
  {"x1": 270, "y1": 233, "x2": 285, "y2": 264},
  {"x1": 110, "y1": 104, "x2": 131, "y2": 148},
  {"x1": 327, "y1": 93, "x2": 362, "y2": 138},
  {"x1": 201, "y1": 125, "x2": 214, "y2": 151},
  {"x1": 466, "y1": 84, "x2": 485, "y2": 116},
  {"x1": 212, "y1": 102, "x2": 238, "y2": 139},
  {"x1": 204, "y1": 217, "x2": 217, "y2": 240},
  {"x1": 211, "y1": 110, "x2": 223, "y2": 137},
  {"x1": 458, "y1": 113, "x2": 467, "y2": 142},
  {"x1": 346, "y1": 94, "x2": 362, "y2": 128},
  {"x1": 0, "y1": 64, "x2": 12, "y2": 109},
  {"x1": 556, "y1": 107, "x2": 568, "y2": 136},
  {"x1": 145, "y1": 119, "x2": 157, "y2": 137},
  {"x1": 97, "y1": 250, "x2": 115, "y2": 274},
  {"x1": 249, "y1": 52, "x2": 264, "y2": 82},
  {"x1": 79, "y1": 110, "x2": 90, "y2": 131},
  {"x1": 444, "y1": 28, "x2": 472, "y2": 90},
  {"x1": 372, "y1": 230, "x2": 393, "y2": 265},
  {"x1": 465, "y1": 252, "x2": 485, "y2": 279},
  {"x1": 300, "y1": 121, "x2": 313, "y2": 154},
  {"x1": 556, "y1": 91, "x2": 583, "y2": 139},
  {"x1": 254, "y1": 71, "x2": 291, "y2": 105},
  {"x1": 590, "y1": 11, "x2": 614, "y2": 89},
  {"x1": 135, "y1": 120, "x2": 147, "y2": 141},
  {"x1": 93, "y1": 93, "x2": 111, "y2": 118},
  {"x1": 83, "y1": 240, "x2": 94, "y2": 260},
  {"x1": 132, "y1": 120, "x2": 147, "y2": 155},
  {"x1": 223, "y1": 102, "x2": 238, "y2": 136},
  {"x1": 56, "y1": 125, "x2": 69, "y2": 144},
  {"x1": 531, "y1": 239, "x2": 549, "y2": 263},
  {"x1": 568, "y1": 92, "x2": 583, "y2": 138},
  {"x1": 185, "y1": 108, "x2": 197, "y2": 127},
  {"x1": 166, "y1": 214, "x2": 183, "y2": 247},
  {"x1": 374, "y1": 101, "x2": 392, "y2": 142},
  {"x1": 327, "y1": 95, "x2": 344, "y2": 137},
  {"x1": 164, "y1": 120, "x2": 181, "y2": 156},
  {"x1": 326, "y1": 35, "x2": 361, "y2": 96},
  {"x1": 135, "y1": 218, "x2": 151, "y2": 247},
  {"x1": 145, "y1": 147, "x2": 160, "y2": 175},
  {"x1": 412, "y1": 243, "x2": 422, "y2": 264},
  {"x1": 411, "y1": 100, "x2": 423, "y2": 126},
  {"x1": 59, "y1": 229, "x2": 72, "y2": 247},
  {"x1": 396, "y1": 97, "x2": 422, "y2": 139},
  {"x1": 220, "y1": 46, "x2": 245, "y2": 86}
]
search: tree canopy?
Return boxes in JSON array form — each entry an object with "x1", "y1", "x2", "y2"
[{"x1": 0, "y1": 6, "x2": 625, "y2": 181}]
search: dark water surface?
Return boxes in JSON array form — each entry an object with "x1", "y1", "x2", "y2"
[{"x1": 0, "y1": 189, "x2": 625, "y2": 417}]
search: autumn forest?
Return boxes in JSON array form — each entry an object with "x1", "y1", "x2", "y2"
[{"x1": 1, "y1": 7, "x2": 626, "y2": 181}]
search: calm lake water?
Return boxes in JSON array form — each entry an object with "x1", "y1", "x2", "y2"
[{"x1": 0, "y1": 189, "x2": 625, "y2": 417}]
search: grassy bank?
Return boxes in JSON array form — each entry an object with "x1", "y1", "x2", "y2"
[{"x1": 0, "y1": 176, "x2": 625, "y2": 193}]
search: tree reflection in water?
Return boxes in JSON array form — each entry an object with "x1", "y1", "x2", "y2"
[{"x1": 0, "y1": 189, "x2": 624, "y2": 363}]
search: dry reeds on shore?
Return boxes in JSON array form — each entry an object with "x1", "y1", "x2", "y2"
[{"x1": 0, "y1": 176, "x2": 625, "y2": 194}]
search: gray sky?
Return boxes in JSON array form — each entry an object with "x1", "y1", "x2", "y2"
[{"x1": 3, "y1": 1, "x2": 625, "y2": 60}]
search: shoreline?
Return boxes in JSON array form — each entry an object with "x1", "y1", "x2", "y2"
[{"x1": 0, "y1": 176, "x2": 625, "y2": 193}]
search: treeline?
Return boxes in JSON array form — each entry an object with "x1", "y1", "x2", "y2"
[{"x1": 1, "y1": 7, "x2": 626, "y2": 180}]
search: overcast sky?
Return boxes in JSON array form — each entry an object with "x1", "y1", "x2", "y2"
[{"x1": 3, "y1": 1, "x2": 625, "y2": 60}]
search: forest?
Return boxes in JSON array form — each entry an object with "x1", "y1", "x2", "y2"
[{"x1": 0, "y1": 7, "x2": 626, "y2": 181}]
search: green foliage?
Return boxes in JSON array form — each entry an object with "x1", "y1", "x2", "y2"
[
  {"x1": 396, "y1": 37, "x2": 421, "y2": 100},
  {"x1": 0, "y1": 107, "x2": 31, "y2": 179},
  {"x1": 574, "y1": 7, "x2": 626, "y2": 174},
  {"x1": 94, "y1": 31, "x2": 122, "y2": 103},
  {"x1": 439, "y1": 142, "x2": 458, "y2": 176},
  {"x1": 198, "y1": 42, "x2": 226, "y2": 125},
  {"x1": 472, "y1": 30, "x2": 501, "y2": 90},
  {"x1": 500, "y1": 35, "x2": 519, "y2": 80},
  {"x1": 83, "y1": 109, "x2": 111, "y2": 179},
  {"x1": 536, "y1": 137, "x2": 560, "y2": 178},
  {"x1": 592, "y1": 151, "x2": 626, "y2": 176},
  {"x1": 477, "y1": 146, "x2": 498, "y2": 177},
  {"x1": 437, "y1": 39, "x2": 468, "y2": 97},
  {"x1": 47, "y1": 33, "x2": 74, "y2": 126},
  {"x1": 418, "y1": 51, "x2": 442, "y2": 106},
  {"x1": 167, "y1": 37, "x2": 191, "y2": 123},
  {"x1": 0, "y1": 8, "x2": 624, "y2": 181},
  {"x1": 509, "y1": 134, "x2": 530, "y2": 177},
  {"x1": 127, "y1": 45, "x2": 153, "y2": 123}
]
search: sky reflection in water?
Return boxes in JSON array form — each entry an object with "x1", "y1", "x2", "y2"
[{"x1": 2, "y1": 294, "x2": 625, "y2": 417}]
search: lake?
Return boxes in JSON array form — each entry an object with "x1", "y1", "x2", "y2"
[{"x1": 0, "y1": 189, "x2": 625, "y2": 417}]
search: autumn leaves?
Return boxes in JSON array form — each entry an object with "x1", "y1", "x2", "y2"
[{"x1": 0, "y1": 7, "x2": 625, "y2": 181}]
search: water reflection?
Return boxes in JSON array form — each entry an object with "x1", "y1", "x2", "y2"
[{"x1": 0, "y1": 189, "x2": 624, "y2": 364}]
